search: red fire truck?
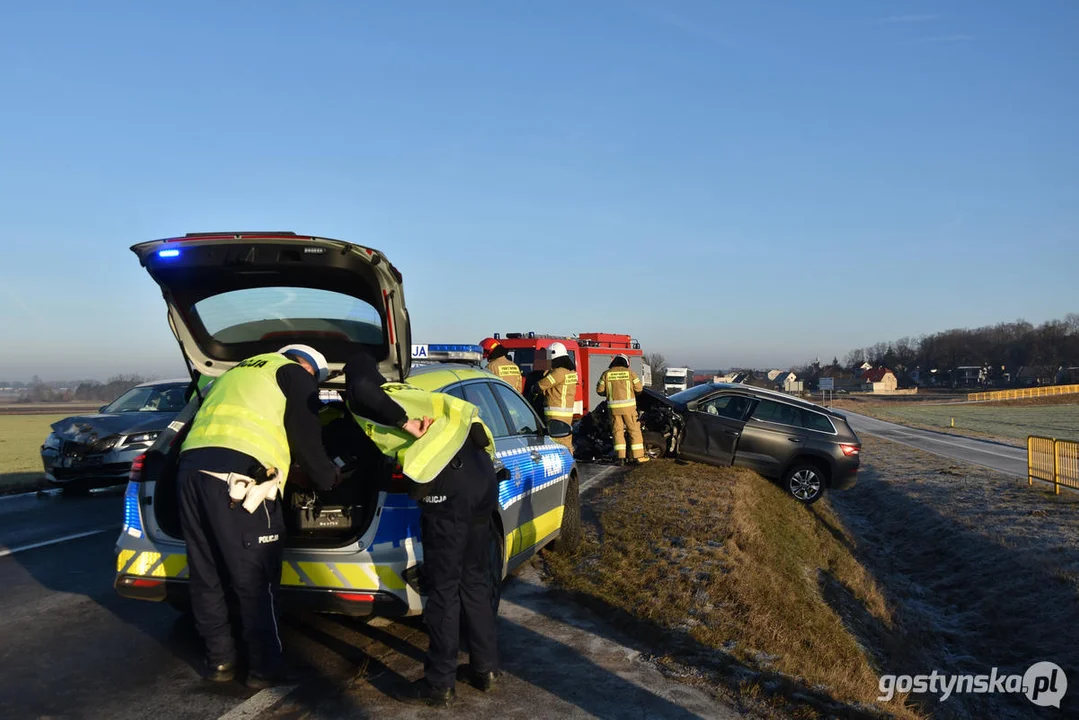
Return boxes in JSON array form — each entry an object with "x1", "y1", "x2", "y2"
[{"x1": 488, "y1": 332, "x2": 645, "y2": 417}]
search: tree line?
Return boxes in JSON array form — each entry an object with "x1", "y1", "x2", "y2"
[
  {"x1": 838, "y1": 314, "x2": 1079, "y2": 385},
  {"x1": 12, "y1": 374, "x2": 155, "y2": 403}
]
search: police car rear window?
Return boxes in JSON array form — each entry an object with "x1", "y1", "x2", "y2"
[{"x1": 194, "y1": 287, "x2": 383, "y2": 345}]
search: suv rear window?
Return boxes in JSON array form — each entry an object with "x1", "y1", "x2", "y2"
[
  {"x1": 802, "y1": 411, "x2": 836, "y2": 433},
  {"x1": 194, "y1": 288, "x2": 383, "y2": 345}
]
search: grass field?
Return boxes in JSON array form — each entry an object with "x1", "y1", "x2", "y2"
[
  {"x1": 841, "y1": 401, "x2": 1079, "y2": 442},
  {"x1": 0, "y1": 414, "x2": 64, "y2": 491}
]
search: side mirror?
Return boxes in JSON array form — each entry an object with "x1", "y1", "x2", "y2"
[{"x1": 547, "y1": 419, "x2": 573, "y2": 439}]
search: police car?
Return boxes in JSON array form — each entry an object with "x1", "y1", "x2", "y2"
[{"x1": 114, "y1": 232, "x2": 581, "y2": 617}]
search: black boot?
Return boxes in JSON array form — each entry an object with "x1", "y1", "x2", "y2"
[
  {"x1": 457, "y1": 664, "x2": 502, "y2": 692},
  {"x1": 204, "y1": 661, "x2": 236, "y2": 683},
  {"x1": 245, "y1": 665, "x2": 302, "y2": 690},
  {"x1": 395, "y1": 678, "x2": 455, "y2": 707}
]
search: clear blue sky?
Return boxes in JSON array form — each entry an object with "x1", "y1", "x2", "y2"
[{"x1": 1, "y1": 1, "x2": 1076, "y2": 380}]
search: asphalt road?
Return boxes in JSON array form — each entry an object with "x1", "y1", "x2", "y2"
[
  {"x1": 843, "y1": 411, "x2": 1028, "y2": 477},
  {"x1": 0, "y1": 465, "x2": 735, "y2": 720}
]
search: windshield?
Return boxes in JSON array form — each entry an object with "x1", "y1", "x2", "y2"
[
  {"x1": 103, "y1": 383, "x2": 189, "y2": 413},
  {"x1": 664, "y1": 375, "x2": 687, "y2": 385},
  {"x1": 667, "y1": 384, "x2": 717, "y2": 405},
  {"x1": 193, "y1": 287, "x2": 383, "y2": 346}
]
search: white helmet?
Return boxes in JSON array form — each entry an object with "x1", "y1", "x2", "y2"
[
  {"x1": 279, "y1": 344, "x2": 329, "y2": 382},
  {"x1": 549, "y1": 342, "x2": 569, "y2": 360}
]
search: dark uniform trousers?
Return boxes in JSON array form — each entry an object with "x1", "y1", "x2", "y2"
[
  {"x1": 418, "y1": 439, "x2": 500, "y2": 691},
  {"x1": 177, "y1": 449, "x2": 287, "y2": 675}
]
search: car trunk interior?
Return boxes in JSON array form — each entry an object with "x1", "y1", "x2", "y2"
[{"x1": 149, "y1": 398, "x2": 391, "y2": 550}]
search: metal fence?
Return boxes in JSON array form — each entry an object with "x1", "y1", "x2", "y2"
[
  {"x1": 1027, "y1": 435, "x2": 1079, "y2": 494},
  {"x1": 970, "y1": 383, "x2": 1079, "y2": 402}
]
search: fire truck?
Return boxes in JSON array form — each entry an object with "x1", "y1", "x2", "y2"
[{"x1": 489, "y1": 332, "x2": 644, "y2": 417}]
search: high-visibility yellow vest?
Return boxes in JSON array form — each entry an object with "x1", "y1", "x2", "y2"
[
  {"x1": 351, "y1": 383, "x2": 495, "y2": 484},
  {"x1": 182, "y1": 353, "x2": 294, "y2": 487}
]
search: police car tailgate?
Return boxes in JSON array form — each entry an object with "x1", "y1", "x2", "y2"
[{"x1": 131, "y1": 231, "x2": 412, "y2": 384}]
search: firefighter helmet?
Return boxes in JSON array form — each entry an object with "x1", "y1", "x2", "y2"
[
  {"x1": 609, "y1": 354, "x2": 630, "y2": 368},
  {"x1": 480, "y1": 338, "x2": 501, "y2": 359},
  {"x1": 548, "y1": 342, "x2": 569, "y2": 360}
]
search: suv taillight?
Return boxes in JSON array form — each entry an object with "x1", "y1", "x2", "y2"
[
  {"x1": 130, "y1": 453, "x2": 147, "y2": 482},
  {"x1": 840, "y1": 444, "x2": 860, "y2": 456}
]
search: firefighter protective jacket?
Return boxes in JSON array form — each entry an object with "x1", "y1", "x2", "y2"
[{"x1": 596, "y1": 368, "x2": 644, "y2": 414}]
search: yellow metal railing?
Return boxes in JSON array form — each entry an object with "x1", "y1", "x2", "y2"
[
  {"x1": 1027, "y1": 435, "x2": 1079, "y2": 494},
  {"x1": 970, "y1": 383, "x2": 1079, "y2": 402}
]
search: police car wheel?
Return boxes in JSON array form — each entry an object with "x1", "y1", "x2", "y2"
[
  {"x1": 488, "y1": 522, "x2": 503, "y2": 616},
  {"x1": 550, "y1": 473, "x2": 581, "y2": 552}
]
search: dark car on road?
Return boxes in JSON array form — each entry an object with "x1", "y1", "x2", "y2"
[
  {"x1": 577, "y1": 383, "x2": 861, "y2": 504},
  {"x1": 41, "y1": 379, "x2": 190, "y2": 494}
]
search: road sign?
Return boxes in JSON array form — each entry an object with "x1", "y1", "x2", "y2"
[{"x1": 819, "y1": 377, "x2": 834, "y2": 391}]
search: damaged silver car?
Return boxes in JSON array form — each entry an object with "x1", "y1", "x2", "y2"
[{"x1": 41, "y1": 379, "x2": 190, "y2": 494}]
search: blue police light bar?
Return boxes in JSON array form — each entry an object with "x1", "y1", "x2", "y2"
[
  {"x1": 427, "y1": 344, "x2": 483, "y2": 353},
  {"x1": 122, "y1": 481, "x2": 144, "y2": 539},
  {"x1": 158, "y1": 249, "x2": 181, "y2": 258}
]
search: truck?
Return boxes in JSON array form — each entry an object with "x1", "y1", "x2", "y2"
[
  {"x1": 487, "y1": 332, "x2": 644, "y2": 417},
  {"x1": 663, "y1": 367, "x2": 693, "y2": 395}
]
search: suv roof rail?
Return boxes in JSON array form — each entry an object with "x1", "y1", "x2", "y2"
[{"x1": 183, "y1": 231, "x2": 298, "y2": 237}]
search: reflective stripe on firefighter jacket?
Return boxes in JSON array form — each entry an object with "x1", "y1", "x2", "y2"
[
  {"x1": 351, "y1": 383, "x2": 496, "y2": 484},
  {"x1": 486, "y1": 356, "x2": 524, "y2": 394},
  {"x1": 182, "y1": 353, "x2": 293, "y2": 488},
  {"x1": 538, "y1": 368, "x2": 578, "y2": 422},
  {"x1": 596, "y1": 368, "x2": 644, "y2": 414}
]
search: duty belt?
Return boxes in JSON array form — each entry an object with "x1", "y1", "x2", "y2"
[{"x1": 201, "y1": 467, "x2": 280, "y2": 514}]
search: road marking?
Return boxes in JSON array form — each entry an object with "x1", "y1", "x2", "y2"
[
  {"x1": 217, "y1": 685, "x2": 298, "y2": 720},
  {"x1": 0, "y1": 528, "x2": 112, "y2": 558},
  {"x1": 848, "y1": 414, "x2": 1025, "y2": 461},
  {"x1": 580, "y1": 466, "x2": 618, "y2": 493}
]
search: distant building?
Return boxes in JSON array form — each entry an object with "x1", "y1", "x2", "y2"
[
  {"x1": 863, "y1": 367, "x2": 898, "y2": 393},
  {"x1": 954, "y1": 366, "x2": 985, "y2": 388},
  {"x1": 1016, "y1": 366, "x2": 1057, "y2": 387},
  {"x1": 773, "y1": 371, "x2": 803, "y2": 394},
  {"x1": 766, "y1": 369, "x2": 784, "y2": 382}
]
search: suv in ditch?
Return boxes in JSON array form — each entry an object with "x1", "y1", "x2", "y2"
[
  {"x1": 114, "y1": 232, "x2": 581, "y2": 618},
  {"x1": 661, "y1": 384, "x2": 862, "y2": 504}
]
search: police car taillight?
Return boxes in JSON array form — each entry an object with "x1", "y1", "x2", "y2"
[{"x1": 129, "y1": 453, "x2": 146, "y2": 482}]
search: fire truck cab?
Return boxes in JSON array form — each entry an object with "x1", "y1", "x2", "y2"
[{"x1": 489, "y1": 332, "x2": 644, "y2": 417}]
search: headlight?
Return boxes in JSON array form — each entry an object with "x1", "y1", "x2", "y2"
[
  {"x1": 124, "y1": 431, "x2": 161, "y2": 446},
  {"x1": 43, "y1": 433, "x2": 61, "y2": 451}
]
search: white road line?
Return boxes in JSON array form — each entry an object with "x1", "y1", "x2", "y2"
[
  {"x1": 580, "y1": 466, "x2": 618, "y2": 493},
  {"x1": 850, "y1": 416, "x2": 1026, "y2": 461},
  {"x1": 0, "y1": 528, "x2": 112, "y2": 558},
  {"x1": 216, "y1": 685, "x2": 298, "y2": 720}
]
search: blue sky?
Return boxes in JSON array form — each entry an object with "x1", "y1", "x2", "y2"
[{"x1": 1, "y1": 1, "x2": 1076, "y2": 380}]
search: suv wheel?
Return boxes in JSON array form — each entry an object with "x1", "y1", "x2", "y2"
[
  {"x1": 783, "y1": 464, "x2": 824, "y2": 504},
  {"x1": 643, "y1": 432, "x2": 667, "y2": 459}
]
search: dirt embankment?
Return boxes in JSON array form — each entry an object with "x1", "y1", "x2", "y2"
[{"x1": 546, "y1": 460, "x2": 919, "y2": 719}]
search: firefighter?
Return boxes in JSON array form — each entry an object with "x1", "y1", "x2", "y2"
[
  {"x1": 596, "y1": 354, "x2": 649, "y2": 464},
  {"x1": 536, "y1": 341, "x2": 577, "y2": 453},
  {"x1": 344, "y1": 348, "x2": 501, "y2": 708},
  {"x1": 177, "y1": 344, "x2": 340, "y2": 688},
  {"x1": 480, "y1": 338, "x2": 524, "y2": 394}
]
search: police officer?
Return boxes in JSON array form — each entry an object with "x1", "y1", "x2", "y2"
[
  {"x1": 177, "y1": 344, "x2": 340, "y2": 688},
  {"x1": 536, "y1": 341, "x2": 578, "y2": 454},
  {"x1": 596, "y1": 354, "x2": 649, "y2": 464},
  {"x1": 480, "y1": 338, "x2": 524, "y2": 394},
  {"x1": 344, "y1": 348, "x2": 500, "y2": 708}
]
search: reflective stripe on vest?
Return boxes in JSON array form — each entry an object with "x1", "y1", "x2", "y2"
[
  {"x1": 351, "y1": 383, "x2": 495, "y2": 484},
  {"x1": 182, "y1": 352, "x2": 293, "y2": 487}
]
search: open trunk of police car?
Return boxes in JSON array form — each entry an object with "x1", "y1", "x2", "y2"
[{"x1": 130, "y1": 232, "x2": 413, "y2": 548}]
